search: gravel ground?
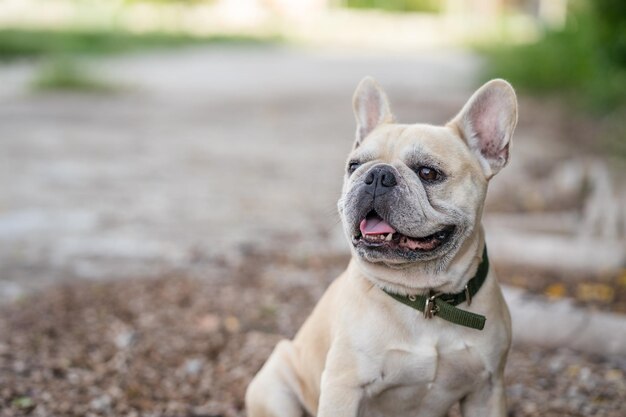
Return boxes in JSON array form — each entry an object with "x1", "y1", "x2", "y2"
[{"x1": 1, "y1": 251, "x2": 624, "y2": 417}]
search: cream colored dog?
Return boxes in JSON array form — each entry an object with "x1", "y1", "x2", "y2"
[{"x1": 246, "y1": 77, "x2": 517, "y2": 417}]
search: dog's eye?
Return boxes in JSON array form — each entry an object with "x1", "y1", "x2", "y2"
[
  {"x1": 347, "y1": 161, "x2": 361, "y2": 174},
  {"x1": 417, "y1": 166, "x2": 441, "y2": 182}
]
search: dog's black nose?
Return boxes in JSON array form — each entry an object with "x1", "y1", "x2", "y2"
[{"x1": 364, "y1": 165, "x2": 397, "y2": 196}]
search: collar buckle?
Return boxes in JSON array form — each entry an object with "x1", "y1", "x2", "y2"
[{"x1": 424, "y1": 292, "x2": 441, "y2": 319}]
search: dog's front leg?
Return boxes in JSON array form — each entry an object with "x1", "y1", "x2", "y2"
[
  {"x1": 317, "y1": 346, "x2": 364, "y2": 417},
  {"x1": 460, "y1": 378, "x2": 506, "y2": 417},
  {"x1": 317, "y1": 374, "x2": 363, "y2": 417}
]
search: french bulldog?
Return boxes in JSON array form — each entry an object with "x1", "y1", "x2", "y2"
[{"x1": 246, "y1": 77, "x2": 517, "y2": 417}]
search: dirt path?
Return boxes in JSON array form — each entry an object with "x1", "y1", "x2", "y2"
[{"x1": 0, "y1": 45, "x2": 482, "y2": 299}]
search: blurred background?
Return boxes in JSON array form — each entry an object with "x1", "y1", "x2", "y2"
[{"x1": 0, "y1": 0, "x2": 625, "y2": 416}]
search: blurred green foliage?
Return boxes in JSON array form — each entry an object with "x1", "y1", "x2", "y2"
[
  {"x1": 482, "y1": 0, "x2": 626, "y2": 112},
  {"x1": 0, "y1": 29, "x2": 275, "y2": 60},
  {"x1": 32, "y1": 56, "x2": 116, "y2": 92},
  {"x1": 0, "y1": 27, "x2": 275, "y2": 93},
  {"x1": 345, "y1": 0, "x2": 440, "y2": 13},
  {"x1": 123, "y1": 0, "x2": 214, "y2": 3},
  {"x1": 593, "y1": 0, "x2": 626, "y2": 68}
]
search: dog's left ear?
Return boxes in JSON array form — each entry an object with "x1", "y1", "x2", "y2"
[
  {"x1": 352, "y1": 77, "x2": 394, "y2": 148},
  {"x1": 450, "y1": 79, "x2": 518, "y2": 179}
]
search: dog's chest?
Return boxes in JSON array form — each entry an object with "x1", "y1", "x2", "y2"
[{"x1": 361, "y1": 336, "x2": 489, "y2": 415}]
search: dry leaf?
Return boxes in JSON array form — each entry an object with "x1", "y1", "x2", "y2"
[
  {"x1": 576, "y1": 283, "x2": 615, "y2": 302},
  {"x1": 545, "y1": 283, "x2": 566, "y2": 299}
]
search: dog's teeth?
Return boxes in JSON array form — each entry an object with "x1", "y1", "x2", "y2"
[{"x1": 385, "y1": 233, "x2": 393, "y2": 241}]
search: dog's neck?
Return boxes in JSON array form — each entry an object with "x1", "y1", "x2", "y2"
[{"x1": 351, "y1": 226, "x2": 486, "y2": 296}]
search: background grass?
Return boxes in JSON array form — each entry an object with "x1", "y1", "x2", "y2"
[
  {"x1": 0, "y1": 28, "x2": 277, "y2": 92},
  {"x1": 480, "y1": 1, "x2": 626, "y2": 112},
  {"x1": 32, "y1": 56, "x2": 117, "y2": 92},
  {"x1": 345, "y1": 0, "x2": 440, "y2": 13},
  {"x1": 0, "y1": 28, "x2": 277, "y2": 60},
  {"x1": 479, "y1": 0, "x2": 626, "y2": 158}
]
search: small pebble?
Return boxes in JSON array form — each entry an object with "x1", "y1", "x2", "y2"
[{"x1": 184, "y1": 358, "x2": 204, "y2": 376}]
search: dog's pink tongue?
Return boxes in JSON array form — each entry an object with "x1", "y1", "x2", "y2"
[{"x1": 360, "y1": 216, "x2": 396, "y2": 235}]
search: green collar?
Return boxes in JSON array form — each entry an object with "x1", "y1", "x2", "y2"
[{"x1": 382, "y1": 246, "x2": 489, "y2": 331}]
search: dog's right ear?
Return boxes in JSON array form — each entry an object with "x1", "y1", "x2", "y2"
[
  {"x1": 352, "y1": 77, "x2": 394, "y2": 148},
  {"x1": 449, "y1": 79, "x2": 518, "y2": 179}
]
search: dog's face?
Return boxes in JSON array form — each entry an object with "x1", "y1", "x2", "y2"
[{"x1": 338, "y1": 78, "x2": 517, "y2": 289}]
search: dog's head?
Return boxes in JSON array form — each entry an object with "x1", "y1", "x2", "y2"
[{"x1": 338, "y1": 77, "x2": 517, "y2": 291}]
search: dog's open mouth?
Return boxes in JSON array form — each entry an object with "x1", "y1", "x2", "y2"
[{"x1": 353, "y1": 212, "x2": 455, "y2": 253}]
